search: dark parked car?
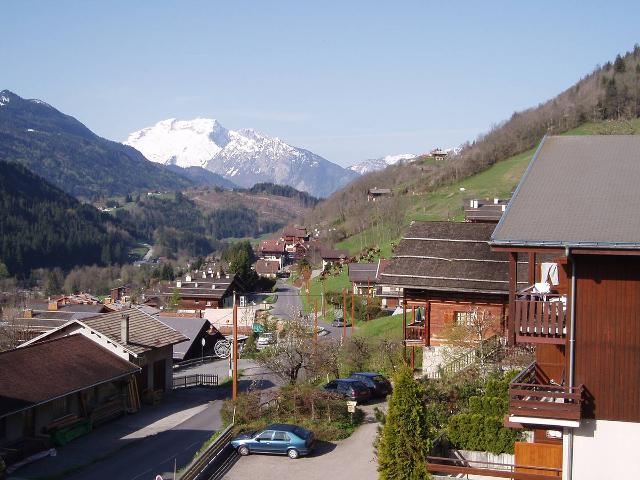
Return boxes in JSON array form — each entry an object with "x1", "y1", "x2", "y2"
[
  {"x1": 230, "y1": 424, "x2": 315, "y2": 459},
  {"x1": 331, "y1": 318, "x2": 352, "y2": 327},
  {"x1": 324, "y1": 378, "x2": 371, "y2": 403},
  {"x1": 349, "y1": 372, "x2": 392, "y2": 398}
]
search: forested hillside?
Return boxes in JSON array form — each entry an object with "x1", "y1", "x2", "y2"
[
  {"x1": 0, "y1": 162, "x2": 130, "y2": 276},
  {"x1": 0, "y1": 90, "x2": 192, "y2": 198},
  {"x1": 309, "y1": 46, "x2": 640, "y2": 247}
]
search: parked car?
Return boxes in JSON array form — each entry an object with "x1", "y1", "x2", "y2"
[
  {"x1": 349, "y1": 372, "x2": 392, "y2": 398},
  {"x1": 324, "y1": 378, "x2": 371, "y2": 403},
  {"x1": 257, "y1": 332, "x2": 276, "y2": 350},
  {"x1": 230, "y1": 424, "x2": 315, "y2": 459},
  {"x1": 331, "y1": 318, "x2": 352, "y2": 327}
]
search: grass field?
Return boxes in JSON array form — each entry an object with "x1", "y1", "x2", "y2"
[
  {"x1": 353, "y1": 313, "x2": 403, "y2": 341},
  {"x1": 331, "y1": 118, "x2": 640, "y2": 259},
  {"x1": 300, "y1": 268, "x2": 350, "y2": 318}
]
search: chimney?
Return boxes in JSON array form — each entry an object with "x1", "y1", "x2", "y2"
[
  {"x1": 494, "y1": 198, "x2": 499, "y2": 204},
  {"x1": 176, "y1": 281, "x2": 181, "y2": 288},
  {"x1": 24, "y1": 309, "x2": 33, "y2": 319},
  {"x1": 202, "y1": 272, "x2": 206, "y2": 279},
  {"x1": 121, "y1": 314, "x2": 130, "y2": 344}
]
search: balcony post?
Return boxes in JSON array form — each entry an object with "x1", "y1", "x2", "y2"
[
  {"x1": 528, "y1": 252, "x2": 536, "y2": 285},
  {"x1": 402, "y1": 294, "x2": 407, "y2": 357},
  {"x1": 508, "y1": 252, "x2": 517, "y2": 346},
  {"x1": 425, "y1": 301, "x2": 430, "y2": 347}
]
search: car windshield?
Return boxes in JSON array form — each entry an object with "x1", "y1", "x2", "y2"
[{"x1": 371, "y1": 375, "x2": 387, "y2": 382}]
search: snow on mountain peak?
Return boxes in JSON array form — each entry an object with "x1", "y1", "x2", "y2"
[
  {"x1": 124, "y1": 118, "x2": 230, "y2": 168},
  {"x1": 124, "y1": 118, "x2": 357, "y2": 197},
  {"x1": 348, "y1": 153, "x2": 417, "y2": 175}
]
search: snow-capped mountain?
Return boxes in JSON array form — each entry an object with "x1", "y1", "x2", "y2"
[
  {"x1": 125, "y1": 118, "x2": 357, "y2": 197},
  {"x1": 347, "y1": 153, "x2": 417, "y2": 175}
]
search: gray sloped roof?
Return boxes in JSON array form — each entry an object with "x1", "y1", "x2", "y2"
[
  {"x1": 381, "y1": 221, "x2": 527, "y2": 294},
  {"x1": 492, "y1": 135, "x2": 640, "y2": 248},
  {"x1": 83, "y1": 308, "x2": 187, "y2": 355},
  {"x1": 348, "y1": 263, "x2": 378, "y2": 283},
  {"x1": 156, "y1": 316, "x2": 209, "y2": 360}
]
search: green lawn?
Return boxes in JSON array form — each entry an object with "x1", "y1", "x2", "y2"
[
  {"x1": 354, "y1": 314, "x2": 403, "y2": 341},
  {"x1": 301, "y1": 268, "x2": 350, "y2": 317}
]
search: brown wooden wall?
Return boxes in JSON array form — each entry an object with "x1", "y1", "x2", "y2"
[
  {"x1": 574, "y1": 255, "x2": 640, "y2": 422},
  {"x1": 536, "y1": 344, "x2": 566, "y2": 386},
  {"x1": 178, "y1": 297, "x2": 223, "y2": 309},
  {"x1": 514, "y1": 442, "x2": 562, "y2": 477},
  {"x1": 406, "y1": 291, "x2": 506, "y2": 346}
]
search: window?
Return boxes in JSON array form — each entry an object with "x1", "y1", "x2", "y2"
[
  {"x1": 256, "y1": 430, "x2": 274, "y2": 441},
  {"x1": 273, "y1": 431, "x2": 290, "y2": 442},
  {"x1": 455, "y1": 310, "x2": 476, "y2": 326}
]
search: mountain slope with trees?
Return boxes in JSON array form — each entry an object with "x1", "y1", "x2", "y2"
[
  {"x1": 0, "y1": 161, "x2": 130, "y2": 276},
  {"x1": 0, "y1": 90, "x2": 193, "y2": 198}
]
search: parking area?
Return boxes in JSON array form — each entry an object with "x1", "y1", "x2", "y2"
[{"x1": 222, "y1": 404, "x2": 381, "y2": 480}]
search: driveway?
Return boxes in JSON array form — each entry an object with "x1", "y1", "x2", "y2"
[
  {"x1": 222, "y1": 403, "x2": 382, "y2": 480},
  {"x1": 11, "y1": 362, "x2": 279, "y2": 480}
]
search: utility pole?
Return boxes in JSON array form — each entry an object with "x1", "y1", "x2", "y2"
[
  {"x1": 232, "y1": 291, "x2": 238, "y2": 401},
  {"x1": 351, "y1": 291, "x2": 355, "y2": 329},
  {"x1": 314, "y1": 300, "x2": 318, "y2": 354},
  {"x1": 342, "y1": 288, "x2": 347, "y2": 340}
]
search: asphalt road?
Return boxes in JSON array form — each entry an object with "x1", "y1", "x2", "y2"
[{"x1": 270, "y1": 280, "x2": 354, "y2": 340}]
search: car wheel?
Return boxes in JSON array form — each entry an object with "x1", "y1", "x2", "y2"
[
  {"x1": 238, "y1": 445, "x2": 250, "y2": 456},
  {"x1": 287, "y1": 448, "x2": 300, "y2": 459}
]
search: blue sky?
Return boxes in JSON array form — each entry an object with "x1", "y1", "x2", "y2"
[{"x1": 2, "y1": 1, "x2": 639, "y2": 166}]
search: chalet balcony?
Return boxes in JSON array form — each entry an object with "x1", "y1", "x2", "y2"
[
  {"x1": 514, "y1": 292, "x2": 567, "y2": 344},
  {"x1": 507, "y1": 362, "x2": 583, "y2": 428},
  {"x1": 404, "y1": 323, "x2": 426, "y2": 345}
]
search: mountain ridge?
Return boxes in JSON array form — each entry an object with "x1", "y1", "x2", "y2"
[
  {"x1": 125, "y1": 117, "x2": 358, "y2": 197},
  {"x1": 0, "y1": 90, "x2": 193, "y2": 198}
]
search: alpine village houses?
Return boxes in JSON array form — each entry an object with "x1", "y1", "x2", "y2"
[{"x1": 381, "y1": 221, "x2": 524, "y2": 374}]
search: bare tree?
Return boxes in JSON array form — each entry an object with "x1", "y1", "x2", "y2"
[
  {"x1": 256, "y1": 308, "x2": 316, "y2": 384},
  {"x1": 440, "y1": 307, "x2": 502, "y2": 370}
]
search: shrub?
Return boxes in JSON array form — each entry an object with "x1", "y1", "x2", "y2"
[
  {"x1": 378, "y1": 367, "x2": 432, "y2": 480},
  {"x1": 446, "y1": 371, "x2": 522, "y2": 454}
]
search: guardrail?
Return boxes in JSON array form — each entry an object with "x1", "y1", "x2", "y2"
[
  {"x1": 173, "y1": 356, "x2": 220, "y2": 371},
  {"x1": 180, "y1": 423, "x2": 235, "y2": 480},
  {"x1": 173, "y1": 374, "x2": 219, "y2": 389}
]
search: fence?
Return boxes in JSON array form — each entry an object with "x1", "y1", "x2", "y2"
[
  {"x1": 426, "y1": 335, "x2": 502, "y2": 379},
  {"x1": 180, "y1": 423, "x2": 235, "y2": 480},
  {"x1": 173, "y1": 374, "x2": 219, "y2": 389},
  {"x1": 173, "y1": 356, "x2": 219, "y2": 372}
]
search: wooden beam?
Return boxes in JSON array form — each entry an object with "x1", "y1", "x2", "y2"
[
  {"x1": 508, "y1": 252, "x2": 517, "y2": 346},
  {"x1": 528, "y1": 252, "x2": 536, "y2": 285},
  {"x1": 492, "y1": 246, "x2": 566, "y2": 254}
]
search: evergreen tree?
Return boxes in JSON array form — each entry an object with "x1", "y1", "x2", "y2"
[
  {"x1": 614, "y1": 54, "x2": 626, "y2": 73},
  {"x1": 378, "y1": 367, "x2": 432, "y2": 480},
  {"x1": 0, "y1": 262, "x2": 8, "y2": 279}
]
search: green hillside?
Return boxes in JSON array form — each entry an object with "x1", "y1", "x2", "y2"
[{"x1": 335, "y1": 118, "x2": 640, "y2": 256}]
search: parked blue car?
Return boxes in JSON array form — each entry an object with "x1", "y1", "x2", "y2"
[{"x1": 230, "y1": 424, "x2": 316, "y2": 459}]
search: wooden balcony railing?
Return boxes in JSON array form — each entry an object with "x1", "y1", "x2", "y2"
[
  {"x1": 405, "y1": 324, "x2": 426, "y2": 344},
  {"x1": 427, "y1": 456, "x2": 561, "y2": 480},
  {"x1": 515, "y1": 294, "x2": 567, "y2": 344},
  {"x1": 508, "y1": 362, "x2": 583, "y2": 423}
]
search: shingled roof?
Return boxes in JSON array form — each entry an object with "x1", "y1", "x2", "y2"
[
  {"x1": 83, "y1": 308, "x2": 187, "y2": 355},
  {"x1": 1, "y1": 335, "x2": 138, "y2": 418},
  {"x1": 348, "y1": 263, "x2": 378, "y2": 283},
  {"x1": 492, "y1": 135, "x2": 640, "y2": 249},
  {"x1": 381, "y1": 221, "x2": 526, "y2": 294}
]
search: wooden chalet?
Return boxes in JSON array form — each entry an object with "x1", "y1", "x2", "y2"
[
  {"x1": 258, "y1": 239, "x2": 286, "y2": 268},
  {"x1": 347, "y1": 262, "x2": 378, "y2": 295},
  {"x1": 255, "y1": 259, "x2": 280, "y2": 278},
  {"x1": 0, "y1": 335, "x2": 139, "y2": 462},
  {"x1": 321, "y1": 248, "x2": 349, "y2": 270},
  {"x1": 373, "y1": 259, "x2": 403, "y2": 310},
  {"x1": 380, "y1": 221, "x2": 527, "y2": 372},
  {"x1": 161, "y1": 271, "x2": 240, "y2": 311},
  {"x1": 20, "y1": 308, "x2": 187, "y2": 400},
  {"x1": 281, "y1": 226, "x2": 309, "y2": 245},
  {"x1": 367, "y1": 187, "x2": 392, "y2": 202},
  {"x1": 486, "y1": 135, "x2": 640, "y2": 480},
  {"x1": 464, "y1": 197, "x2": 509, "y2": 223}
]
